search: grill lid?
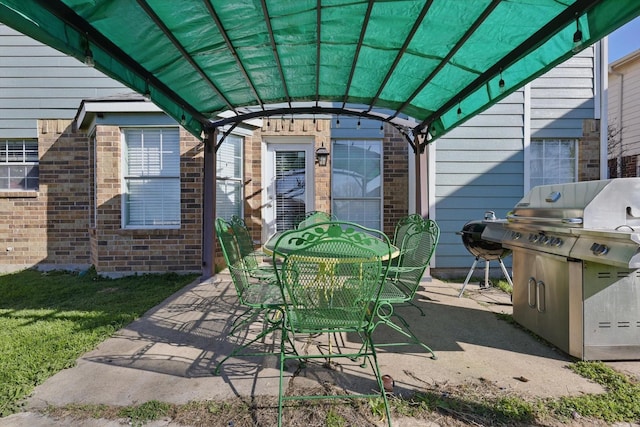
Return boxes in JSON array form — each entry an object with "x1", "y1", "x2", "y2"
[{"x1": 508, "y1": 178, "x2": 640, "y2": 230}]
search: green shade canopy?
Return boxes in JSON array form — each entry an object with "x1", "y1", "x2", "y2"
[{"x1": 1, "y1": 0, "x2": 639, "y2": 143}]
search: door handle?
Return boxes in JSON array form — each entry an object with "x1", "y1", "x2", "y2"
[
  {"x1": 536, "y1": 280, "x2": 545, "y2": 313},
  {"x1": 527, "y1": 277, "x2": 536, "y2": 308}
]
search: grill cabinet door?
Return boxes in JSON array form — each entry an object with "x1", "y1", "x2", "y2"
[{"x1": 512, "y1": 248, "x2": 571, "y2": 354}]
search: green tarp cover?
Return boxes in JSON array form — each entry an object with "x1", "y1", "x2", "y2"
[{"x1": 1, "y1": 0, "x2": 639, "y2": 140}]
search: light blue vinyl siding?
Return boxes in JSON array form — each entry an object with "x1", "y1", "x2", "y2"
[
  {"x1": 530, "y1": 48, "x2": 595, "y2": 139},
  {"x1": 435, "y1": 90, "x2": 524, "y2": 269},
  {"x1": 0, "y1": 24, "x2": 127, "y2": 139},
  {"x1": 434, "y1": 45, "x2": 599, "y2": 270}
]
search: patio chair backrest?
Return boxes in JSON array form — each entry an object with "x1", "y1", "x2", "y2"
[
  {"x1": 215, "y1": 217, "x2": 251, "y2": 298},
  {"x1": 391, "y1": 214, "x2": 423, "y2": 248},
  {"x1": 229, "y1": 215, "x2": 256, "y2": 258},
  {"x1": 391, "y1": 218, "x2": 440, "y2": 296},
  {"x1": 295, "y1": 211, "x2": 334, "y2": 229},
  {"x1": 273, "y1": 221, "x2": 390, "y2": 331},
  {"x1": 215, "y1": 217, "x2": 242, "y2": 268}
]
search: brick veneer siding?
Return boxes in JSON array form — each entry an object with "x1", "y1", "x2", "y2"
[
  {"x1": 1, "y1": 117, "x2": 411, "y2": 275},
  {"x1": 578, "y1": 119, "x2": 602, "y2": 181},
  {"x1": 0, "y1": 119, "x2": 91, "y2": 272},
  {"x1": 608, "y1": 154, "x2": 638, "y2": 178},
  {"x1": 89, "y1": 126, "x2": 203, "y2": 276},
  {"x1": 382, "y1": 124, "x2": 411, "y2": 238}
]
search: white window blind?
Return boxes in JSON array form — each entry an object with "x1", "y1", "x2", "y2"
[
  {"x1": 123, "y1": 128, "x2": 180, "y2": 228},
  {"x1": 0, "y1": 139, "x2": 39, "y2": 191},
  {"x1": 216, "y1": 134, "x2": 243, "y2": 220}
]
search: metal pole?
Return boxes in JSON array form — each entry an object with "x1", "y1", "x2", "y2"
[{"x1": 202, "y1": 129, "x2": 217, "y2": 278}]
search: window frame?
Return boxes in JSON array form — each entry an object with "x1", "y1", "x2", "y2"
[
  {"x1": 215, "y1": 133, "x2": 244, "y2": 221},
  {"x1": 121, "y1": 127, "x2": 181, "y2": 230},
  {"x1": 529, "y1": 138, "x2": 578, "y2": 187},
  {"x1": 0, "y1": 139, "x2": 39, "y2": 191},
  {"x1": 330, "y1": 138, "x2": 384, "y2": 230}
]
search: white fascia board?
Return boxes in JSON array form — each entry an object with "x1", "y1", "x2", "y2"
[
  {"x1": 610, "y1": 48, "x2": 640, "y2": 70},
  {"x1": 76, "y1": 101, "x2": 163, "y2": 130}
]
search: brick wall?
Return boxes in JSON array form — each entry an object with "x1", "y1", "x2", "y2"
[
  {"x1": 382, "y1": 124, "x2": 410, "y2": 238},
  {"x1": 0, "y1": 119, "x2": 91, "y2": 273},
  {"x1": 89, "y1": 126, "x2": 203, "y2": 276},
  {"x1": 609, "y1": 154, "x2": 638, "y2": 178},
  {"x1": 578, "y1": 119, "x2": 602, "y2": 181},
  {"x1": 1, "y1": 117, "x2": 411, "y2": 275}
]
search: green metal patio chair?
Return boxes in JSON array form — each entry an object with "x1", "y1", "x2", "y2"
[
  {"x1": 391, "y1": 214, "x2": 423, "y2": 252},
  {"x1": 294, "y1": 210, "x2": 335, "y2": 229},
  {"x1": 229, "y1": 215, "x2": 275, "y2": 282},
  {"x1": 213, "y1": 217, "x2": 285, "y2": 375},
  {"x1": 273, "y1": 221, "x2": 392, "y2": 427},
  {"x1": 385, "y1": 213, "x2": 424, "y2": 270},
  {"x1": 372, "y1": 217, "x2": 440, "y2": 359}
]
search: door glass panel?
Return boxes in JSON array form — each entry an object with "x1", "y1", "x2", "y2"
[{"x1": 275, "y1": 150, "x2": 306, "y2": 231}]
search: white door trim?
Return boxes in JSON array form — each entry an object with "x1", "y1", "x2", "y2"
[{"x1": 261, "y1": 137, "x2": 315, "y2": 240}]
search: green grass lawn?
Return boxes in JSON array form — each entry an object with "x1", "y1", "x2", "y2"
[{"x1": 0, "y1": 269, "x2": 199, "y2": 417}]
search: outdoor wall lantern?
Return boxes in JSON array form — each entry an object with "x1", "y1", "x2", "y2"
[{"x1": 315, "y1": 142, "x2": 329, "y2": 166}]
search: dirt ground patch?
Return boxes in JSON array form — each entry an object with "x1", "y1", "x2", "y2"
[{"x1": 42, "y1": 378, "x2": 614, "y2": 427}]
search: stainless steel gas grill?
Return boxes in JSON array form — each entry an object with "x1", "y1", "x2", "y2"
[{"x1": 482, "y1": 178, "x2": 640, "y2": 360}]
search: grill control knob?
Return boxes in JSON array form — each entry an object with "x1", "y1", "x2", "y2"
[
  {"x1": 512, "y1": 231, "x2": 521, "y2": 240},
  {"x1": 590, "y1": 243, "x2": 609, "y2": 256}
]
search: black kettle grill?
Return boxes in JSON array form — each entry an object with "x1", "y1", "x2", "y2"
[{"x1": 457, "y1": 211, "x2": 513, "y2": 297}]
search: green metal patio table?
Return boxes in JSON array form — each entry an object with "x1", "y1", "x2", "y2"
[{"x1": 263, "y1": 226, "x2": 399, "y2": 261}]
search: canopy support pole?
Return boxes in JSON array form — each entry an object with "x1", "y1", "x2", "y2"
[
  {"x1": 414, "y1": 134, "x2": 430, "y2": 219},
  {"x1": 401, "y1": 131, "x2": 430, "y2": 219},
  {"x1": 202, "y1": 129, "x2": 218, "y2": 279}
]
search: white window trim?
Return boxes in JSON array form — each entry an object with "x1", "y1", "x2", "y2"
[
  {"x1": 529, "y1": 137, "x2": 578, "y2": 187},
  {"x1": 216, "y1": 133, "x2": 244, "y2": 221},
  {"x1": 261, "y1": 137, "x2": 316, "y2": 238},
  {"x1": 120, "y1": 127, "x2": 181, "y2": 230},
  {"x1": 0, "y1": 139, "x2": 39, "y2": 191},
  {"x1": 330, "y1": 138, "x2": 384, "y2": 230}
]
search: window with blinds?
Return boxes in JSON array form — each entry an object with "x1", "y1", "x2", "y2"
[
  {"x1": 331, "y1": 139, "x2": 382, "y2": 230},
  {"x1": 0, "y1": 140, "x2": 39, "y2": 191},
  {"x1": 216, "y1": 134, "x2": 243, "y2": 220},
  {"x1": 122, "y1": 128, "x2": 180, "y2": 228}
]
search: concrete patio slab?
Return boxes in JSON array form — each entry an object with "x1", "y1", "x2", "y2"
[{"x1": 2, "y1": 273, "x2": 639, "y2": 426}]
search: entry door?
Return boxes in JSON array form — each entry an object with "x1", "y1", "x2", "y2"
[{"x1": 263, "y1": 142, "x2": 315, "y2": 238}]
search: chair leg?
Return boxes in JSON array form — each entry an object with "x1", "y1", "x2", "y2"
[
  {"x1": 368, "y1": 334, "x2": 393, "y2": 427},
  {"x1": 407, "y1": 300, "x2": 426, "y2": 317},
  {"x1": 228, "y1": 307, "x2": 258, "y2": 336},
  {"x1": 372, "y1": 302, "x2": 437, "y2": 359},
  {"x1": 213, "y1": 323, "x2": 281, "y2": 376},
  {"x1": 278, "y1": 329, "x2": 392, "y2": 426},
  {"x1": 214, "y1": 308, "x2": 290, "y2": 376}
]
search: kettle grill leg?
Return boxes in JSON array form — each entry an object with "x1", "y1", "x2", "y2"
[
  {"x1": 498, "y1": 258, "x2": 514, "y2": 288},
  {"x1": 458, "y1": 257, "x2": 479, "y2": 297}
]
